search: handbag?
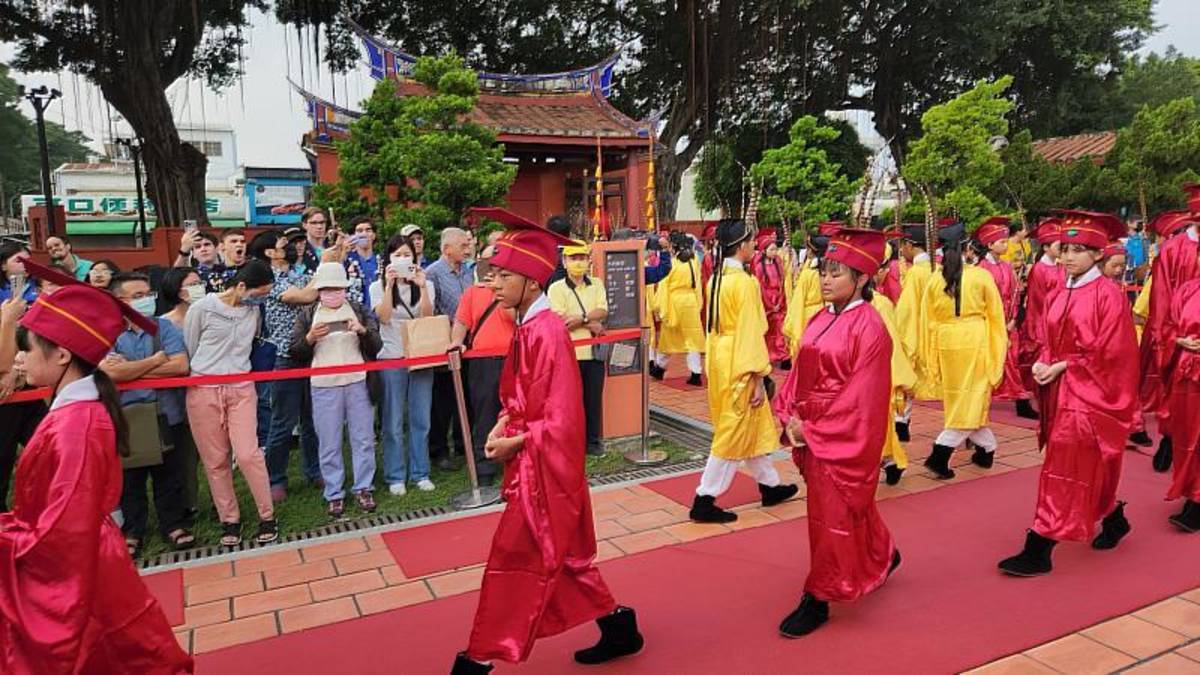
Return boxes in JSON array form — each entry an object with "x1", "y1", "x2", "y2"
[
  {"x1": 249, "y1": 305, "x2": 277, "y2": 372},
  {"x1": 401, "y1": 315, "x2": 453, "y2": 370},
  {"x1": 121, "y1": 326, "x2": 172, "y2": 469}
]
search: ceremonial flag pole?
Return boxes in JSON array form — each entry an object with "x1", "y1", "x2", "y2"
[{"x1": 593, "y1": 135, "x2": 605, "y2": 241}]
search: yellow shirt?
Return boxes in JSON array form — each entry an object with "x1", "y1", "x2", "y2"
[
  {"x1": 548, "y1": 276, "x2": 609, "y2": 360},
  {"x1": 1133, "y1": 276, "x2": 1152, "y2": 343}
]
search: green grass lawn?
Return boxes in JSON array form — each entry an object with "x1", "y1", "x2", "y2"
[{"x1": 134, "y1": 436, "x2": 698, "y2": 563}]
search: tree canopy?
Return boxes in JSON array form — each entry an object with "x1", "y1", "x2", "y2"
[{"x1": 749, "y1": 115, "x2": 858, "y2": 231}]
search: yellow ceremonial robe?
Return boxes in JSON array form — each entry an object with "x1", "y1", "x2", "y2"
[
  {"x1": 1133, "y1": 276, "x2": 1152, "y2": 344},
  {"x1": 705, "y1": 263, "x2": 779, "y2": 460},
  {"x1": 655, "y1": 257, "x2": 706, "y2": 354},
  {"x1": 896, "y1": 258, "x2": 941, "y2": 400},
  {"x1": 871, "y1": 294, "x2": 917, "y2": 469},
  {"x1": 783, "y1": 260, "x2": 825, "y2": 356},
  {"x1": 921, "y1": 266, "x2": 1007, "y2": 429}
]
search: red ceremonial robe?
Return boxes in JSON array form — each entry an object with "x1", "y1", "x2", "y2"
[
  {"x1": 1020, "y1": 257, "x2": 1064, "y2": 393},
  {"x1": 1143, "y1": 229, "x2": 1200, "y2": 434},
  {"x1": 776, "y1": 301, "x2": 895, "y2": 603},
  {"x1": 752, "y1": 253, "x2": 789, "y2": 362},
  {"x1": 1033, "y1": 271, "x2": 1139, "y2": 542},
  {"x1": 0, "y1": 379, "x2": 193, "y2": 674},
  {"x1": 879, "y1": 260, "x2": 902, "y2": 304},
  {"x1": 467, "y1": 301, "x2": 616, "y2": 664},
  {"x1": 1164, "y1": 278, "x2": 1200, "y2": 501},
  {"x1": 979, "y1": 255, "x2": 1029, "y2": 400}
]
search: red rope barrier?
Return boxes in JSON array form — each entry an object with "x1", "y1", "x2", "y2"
[{"x1": 1, "y1": 328, "x2": 643, "y2": 405}]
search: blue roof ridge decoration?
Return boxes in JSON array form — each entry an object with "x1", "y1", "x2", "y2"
[
  {"x1": 290, "y1": 79, "x2": 363, "y2": 143},
  {"x1": 344, "y1": 15, "x2": 629, "y2": 98}
]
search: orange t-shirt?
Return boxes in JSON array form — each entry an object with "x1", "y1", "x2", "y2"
[{"x1": 455, "y1": 284, "x2": 515, "y2": 354}]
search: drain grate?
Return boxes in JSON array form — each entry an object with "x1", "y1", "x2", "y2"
[{"x1": 139, "y1": 412, "x2": 714, "y2": 571}]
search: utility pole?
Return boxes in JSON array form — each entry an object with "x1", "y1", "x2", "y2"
[
  {"x1": 20, "y1": 85, "x2": 62, "y2": 237},
  {"x1": 116, "y1": 137, "x2": 149, "y2": 248}
]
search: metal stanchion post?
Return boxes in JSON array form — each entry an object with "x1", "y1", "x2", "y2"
[
  {"x1": 447, "y1": 349, "x2": 502, "y2": 510},
  {"x1": 625, "y1": 326, "x2": 667, "y2": 466}
]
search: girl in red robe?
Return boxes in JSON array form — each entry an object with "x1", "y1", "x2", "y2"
[
  {"x1": 1162, "y1": 244, "x2": 1200, "y2": 530},
  {"x1": 774, "y1": 227, "x2": 898, "y2": 638},
  {"x1": 1, "y1": 262, "x2": 192, "y2": 674},
  {"x1": 999, "y1": 211, "x2": 1139, "y2": 577},
  {"x1": 752, "y1": 229, "x2": 791, "y2": 367},
  {"x1": 453, "y1": 211, "x2": 643, "y2": 674},
  {"x1": 977, "y1": 217, "x2": 1038, "y2": 419}
]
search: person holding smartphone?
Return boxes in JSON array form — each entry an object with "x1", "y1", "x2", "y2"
[{"x1": 345, "y1": 216, "x2": 380, "y2": 307}]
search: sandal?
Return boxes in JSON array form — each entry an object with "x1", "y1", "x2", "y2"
[
  {"x1": 125, "y1": 537, "x2": 142, "y2": 558},
  {"x1": 220, "y1": 522, "x2": 242, "y2": 548},
  {"x1": 355, "y1": 490, "x2": 377, "y2": 513},
  {"x1": 167, "y1": 528, "x2": 196, "y2": 550},
  {"x1": 256, "y1": 519, "x2": 279, "y2": 545}
]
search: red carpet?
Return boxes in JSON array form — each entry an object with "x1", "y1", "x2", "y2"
[
  {"x1": 657, "y1": 376, "x2": 706, "y2": 391},
  {"x1": 198, "y1": 456, "x2": 1200, "y2": 674},
  {"x1": 916, "y1": 399, "x2": 1040, "y2": 430},
  {"x1": 142, "y1": 569, "x2": 184, "y2": 627},
  {"x1": 642, "y1": 470, "x2": 762, "y2": 509},
  {"x1": 382, "y1": 512, "x2": 502, "y2": 577}
]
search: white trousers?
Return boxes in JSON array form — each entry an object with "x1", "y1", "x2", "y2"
[
  {"x1": 655, "y1": 351, "x2": 703, "y2": 374},
  {"x1": 695, "y1": 454, "x2": 780, "y2": 497},
  {"x1": 935, "y1": 427, "x2": 998, "y2": 452}
]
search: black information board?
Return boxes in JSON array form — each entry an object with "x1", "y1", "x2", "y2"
[{"x1": 603, "y1": 250, "x2": 641, "y2": 330}]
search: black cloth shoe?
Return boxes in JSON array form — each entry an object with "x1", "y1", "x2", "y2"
[
  {"x1": 574, "y1": 606, "x2": 644, "y2": 665},
  {"x1": 648, "y1": 363, "x2": 665, "y2": 381},
  {"x1": 971, "y1": 444, "x2": 995, "y2": 469},
  {"x1": 686, "y1": 372, "x2": 702, "y2": 387},
  {"x1": 451, "y1": 653, "x2": 493, "y2": 675},
  {"x1": 924, "y1": 444, "x2": 956, "y2": 480},
  {"x1": 779, "y1": 359, "x2": 793, "y2": 371},
  {"x1": 888, "y1": 549, "x2": 902, "y2": 577},
  {"x1": 760, "y1": 483, "x2": 799, "y2": 507},
  {"x1": 1169, "y1": 500, "x2": 1200, "y2": 533},
  {"x1": 1153, "y1": 435, "x2": 1173, "y2": 473},
  {"x1": 895, "y1": 421, "x2": 911, "y2": 442},
  {"x1": 1129, "y1": 430, "x2": 1154, "y2": 447},
  {"x1": 1015, "y1": 398, "x2": 1040, "y2": 420},
  {"x1": 998, "y1": 530, "x2": 1057, "y2": 577},
  {"x1": 690, "y1": 495, "x2": 738, "y2": 523},
  {"x1": 884, "y1": 463, "x2": 904, "y2": 486},
  {"x1": 779, "y1": 593, "x2": 829, "y2": 638},
  {"x1": 1092, "y1": 501, "x2": 1131, "y2": 550}
]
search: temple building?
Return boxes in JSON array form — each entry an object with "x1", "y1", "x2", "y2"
[{"x1": 299, "y1": 25, "x2": 655, "y2": 231}]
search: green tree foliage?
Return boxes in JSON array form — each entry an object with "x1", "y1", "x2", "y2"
[
  {"x1": 903, "y1": 77, "x2": 1014, "y2": 227},
  {"x1": 314, "y1": 55, "x2": 517, "y2": 239},
  {"x1": 0, "y1": 63, "x2": 90, "y2": 217},
  {"x1": 990, "y1": 130, "x2": 1072, "y2": 216},
  {"x1": 692, "y1": 138, "x2": 741, "y2": 217},
  {"x1": 1106, "y1": 97, "x2": 1200, "y2": 220},
  {"x1": 749, "y1": 115, "x2": 857, "y2": 229}
]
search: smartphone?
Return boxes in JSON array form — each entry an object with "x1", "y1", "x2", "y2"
[
  {"x1": 346, "y1": 233, "x2": 367, "y2": 248},
  {"x1": 183, "y1": 219, "x2": 198, "y2": 232},
  {"x1": 390, "y1": 256, "x2": 414, "y2": 280},
  {"x1": 324, "y1": 320, "x2": 350, "y2": 333}
]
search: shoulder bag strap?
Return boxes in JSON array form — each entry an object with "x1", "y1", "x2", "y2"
[{"x1": 464, "y1": 299, "x2": 501, "y2": 349}]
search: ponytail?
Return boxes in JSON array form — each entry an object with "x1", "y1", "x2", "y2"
[
  {"x1": 941, "y1": 244, "x2": 964, "y2": 316},
  {"x1": 90, "y1": 365, "x2": 131, "y2": 458}
]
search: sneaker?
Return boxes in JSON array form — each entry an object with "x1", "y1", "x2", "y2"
[
  {"x1": 389, "y1": 482, "x2": 407, "y2": 496},
  {"x1": 328, "y1": 499, "x2": 345, "y2": 519},
  {"x1": 355, "y1": 490, "x2": 377, "y2": 513},
  {"x1": 416, "y1": 479, "x2": 436, "y2": 492}
]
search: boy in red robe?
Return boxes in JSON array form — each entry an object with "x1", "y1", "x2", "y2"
[
  {"x1": 1163, "y1": 244, "x2": 1200, "y2": 529},
  {"x1": 1018, "y1": 217, "x2": 1065, "y2": 393},
  {"x1": 752, "y1": 228, "x2": 790, "y2": 367},
  {"x1": 774, "y1": 227, "x2": 899, "y2": 637},
  {"x1": 2, "y1": 261, "x2": 192, "y2": 673},
  {"x1": 1145, "y1": 187, "x2": 1200, "y2": 472},
  {"x1": 999, "y1": 211, "x2": 1139, "y2": 577},
  {"x1": 453, "y1": 211, "x2": 643, "y2": 674},
  {"x1": 977, "y1": 217, "x2": 1038, "y2": 419}
]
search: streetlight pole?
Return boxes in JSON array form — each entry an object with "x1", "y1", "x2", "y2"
[
  {"x1": 116, "y1": 137, "x2": 149, "y2": 248},
  {"x1": 19, "y1": 86, "x2": 62, "y2": 239}
]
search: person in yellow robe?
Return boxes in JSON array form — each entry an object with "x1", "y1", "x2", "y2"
[
  {"x1": 893, "y1": 224, "x2": 939, "y2": 442},
  {"x1": 690, "y1": 219, "x2": 798, "y2": 524},
  {"x1": 783, "y1": 230, "x2": 831, "y2": 356},
  {"x1": 654, "y1": 232, "x2": 706, "y2": 385},
  {"x1": 920, "y1": 224, "x2": 1007, "y2": 479},
  {"x1": 1133, "y1": 274, "x2": 1151, "y2": 344},
  {"x1": 872, "y1": 245, "x2": 917, "y2": 485}
]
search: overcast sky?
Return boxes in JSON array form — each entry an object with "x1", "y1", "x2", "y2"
[{"x1": 2, "y1": 0, "x2": 1197, "y2": 171}]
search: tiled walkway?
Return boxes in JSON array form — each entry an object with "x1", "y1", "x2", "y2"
[{"x1": 155, "y1": 361, "x2": 1200, "y2": 673}]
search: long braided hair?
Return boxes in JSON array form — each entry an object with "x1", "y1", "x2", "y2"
[{"x1": 706, "y1": 219, "x2": 751, "y2": 334}]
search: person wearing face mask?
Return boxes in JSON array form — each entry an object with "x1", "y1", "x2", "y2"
[
  {"x1": 999, "y1": 211, "x2": 1137, "y2": 576},
  {"x1": 290, "y1": 263, "x2": 382, "y2": 519},
  {"x1": 157, "y1": 267, "x2": 205, "y2": 515},
  {"x1": 548, "y1": 241, "x2": 610, "y2": 457},
  {"x1": 773, "y1": 227, "x2": 900, "y2": 638},
  {"x1": 183, "y1": 260, "x2": 279, "y2": 548},
  {"x1": 101, "y1": 273, "x2": 193, "y2": 556}
]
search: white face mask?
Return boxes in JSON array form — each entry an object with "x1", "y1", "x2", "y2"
[{"x1": 184, "y1": 284, "x2": 206, "y2": 303}]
